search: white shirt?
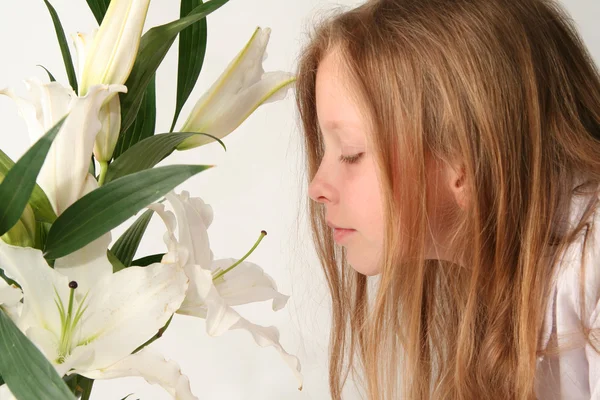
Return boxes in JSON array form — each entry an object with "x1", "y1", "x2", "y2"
[{"x1": 535, "y1": 193, "x2": 600, "y2": 399}]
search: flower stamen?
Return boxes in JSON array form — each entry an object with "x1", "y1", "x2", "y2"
[
  {"x1": 56, "y1": 281, "x2": 88, "y2": 364},
  {"x1": 213, "y1": 230, "x2": 267, "y2": 281}
]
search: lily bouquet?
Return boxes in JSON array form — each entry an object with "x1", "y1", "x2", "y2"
[{"x1": 0, "y1": 0, "x2": 301, "y2": 399}]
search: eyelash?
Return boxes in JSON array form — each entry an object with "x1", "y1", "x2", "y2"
[{"x1": 339, "y1": 153, "x2": 364, "y2": 164}]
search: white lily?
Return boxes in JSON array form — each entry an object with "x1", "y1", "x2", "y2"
[
  {"x1": 78, "y1": 0, "x2": 150, "y2": 96},
  {"x1": 73, "y1": 0, "x2": 150, "y2": 162},
  {"x1": 0, "y1": 78, "x2": 126, "y2": 215},
  {"x1": 177, "y1": 27, "x2": 296, "y2": 150},
  {"x1": 92, "y1": 93, "x2": 121, "y2": 163},
  {"x1": 149, "y1": 191, "x2": 303, "y2": 390},
  {"x1": 0, "y1": 233, "x2": 197, "y2": 399}
]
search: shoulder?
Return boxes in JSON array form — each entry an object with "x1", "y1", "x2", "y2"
[
  {"x1": 555, "y1": 194, "x2": 600, "y2": 329},
  {"x1": 540, "y1": 193, "x2": 600, "y2": 350},
  {"x1": 536, "y1": 194, "x2": 600, "y2": 398}
]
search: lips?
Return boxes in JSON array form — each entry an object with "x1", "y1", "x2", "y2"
[
  {"x1": 333, "y1": 227, "x2": 355, "y2": 243},
  {"x1": 327, "y1": 220, "x2": 356, "y2": 243},
  {"x1": 326, "y1": 220, "x2": 352, "y2": 230}
]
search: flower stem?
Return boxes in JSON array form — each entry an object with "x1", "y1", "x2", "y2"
[
  {"x1": 80, "y1": 376, "x2": 94, "y2": 400},
  {"x1": 98, "y1": 161, "x2": 109, "y2": 186}
]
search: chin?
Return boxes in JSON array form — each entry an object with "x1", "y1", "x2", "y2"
[{"x1": 348, "y1": 259, "x2": 381, "y2": 276}]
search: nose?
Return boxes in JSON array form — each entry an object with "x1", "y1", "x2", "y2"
[{"x1": 308, "y1": 161, "x2": 338, "y2": 204}]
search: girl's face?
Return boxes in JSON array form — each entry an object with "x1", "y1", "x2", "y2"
[
  {"x1": 308, "y1": 51, "x2": 465, "y2": 275},
  {"x1": 308, "y1": 50, "x2": 385, "y2": 276}
]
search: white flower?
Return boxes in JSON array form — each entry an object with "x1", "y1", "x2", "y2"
[
  {"x1": 177, "y1": 27, "x2": 296, "y2": 150},
  {"x1": 0, "y1": 232, "x2": 196, "y2": 398},
  {"x1": 149, "y1": 191, "x2": 303, "y2": 390},
  {"x1": 78, "y1": 0, "x2": 150, "y2": 96},
  {"x1": 0, "y1": 79, "x2": 126, "y2": 214},
  {"x1": 72, "y1": 0, "x2": 151, "y2": 162}
]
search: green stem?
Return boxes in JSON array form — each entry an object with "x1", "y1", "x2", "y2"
[
  {"x1": 98, "y1": 160, "x2": 109, "y2": 186},
  {"x1": 80, "y1": 377, "x2": 94, "y2": 400}
]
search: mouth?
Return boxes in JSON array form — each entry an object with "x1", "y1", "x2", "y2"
[
  {"x1": 332, "y1": 227, "x2": 356, "y2": 243},
  {"x1": 326, "y1": 220, "x2": 352, "y2": 230}
]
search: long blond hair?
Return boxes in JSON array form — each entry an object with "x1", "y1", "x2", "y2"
[{"x1": 295, "y1": 0, "x2": 600, "y2": 398}]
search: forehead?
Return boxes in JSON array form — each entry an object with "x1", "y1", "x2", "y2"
[{"x1": 315, "y1": 51, "x2": 368, "y2": 141}]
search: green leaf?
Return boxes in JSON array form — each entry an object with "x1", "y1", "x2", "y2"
[
  {"x1": 34, "y1": 221, "x2": 52, "y2": 251},
  {"x1": 120, "y1": 0, "x2": 230, "y2": 133},
  {"x1": 37, "y1": 65, "x2": 57, "y2": 82},
  {"x1": 0, "y1": 309, "x2": 77, "y2": 400},
  {"x1": 0, "y1": 149, "x2": 57, "y2": 224},
  {"x1": 29, "y1": 187, "x2": 57, "y2": 224},
  {"x1": 107, "y1": 248, "x2": 127, "y2": 273},
  {"x1": 42, "y1": 0, "x2": 78, "y2": 94},
  {"x1": 85, "y1": 0, "x2": 110, "y2": 25},
  {"x1": 110, "y1": 208, "x2": 154, "y2": 268},
  {"x1": 131, "y1": 253, "x2": 166, "y2": 267},
  {"x1": 44, "y1": 164, "x2": 213, "y2": 259},
  {"x1": 170, "y1": 0, "x2": 208, "y2": 132},
  {"x1": 0, "y1": 117, "x2": 65, "y2": 236},
  {"x1": 114, "y1": 75, "x2": 156, "y2": 159},
  {"x1": 89, "y1": 156, "x2": 96, "y2": 176},
  {"x1": 106, "y1": 132, "x2": 225, "y2": 183}
]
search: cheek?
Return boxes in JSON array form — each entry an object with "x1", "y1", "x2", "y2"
[{"x1": 346, "y1": 173, "x2": 385, "y2": 275}]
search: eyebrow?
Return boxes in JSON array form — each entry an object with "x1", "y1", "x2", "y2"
[{"x1": 319, "y1": 120, "x2": 358, "y2": 137}]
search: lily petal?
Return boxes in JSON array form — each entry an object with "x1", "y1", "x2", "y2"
[
  {"x1": 178, "y1": 27, "x2": 296, "y2": 149},
  {"x1": 2, "y1": 80, "x2": 127, "y2": 215},
  {"x1": 0, "y1": 277, "x2": 23, "y2": 321},
  {"x1": 183, "y1": 266, "x2": 302, "y2": 390},
  {"x1": 53, "y1": 232, "x2": 113, "y2": 296},
  {"x1": 79, "y1": 172, "x2": 100, "y2": 198},
  {"x1": 93, "y1": 93, "x2": 121, "y2": 162},
  {"x1": 0, "y1": 240, "x2": 69, "y2": 338},
  {"x1": 26, "y1": 327, "x2": 94, "y2": 377},
  {"x1": 79, "y1": 0, "x2": 151, "y2": 95},
  {"x1": 230, "y1": 318, "x2": 303, "y2": 390},
  {"x1": 0, "y1": 78, "x2": 72, "y2": 145},
  {"x1": 165, "y1": 191, "x2": 214, "y2": 268},
  {"x1": 0, "y1": 278, "x2": 22, "y2": 307},
  {"x1": 39, "y1": 83, "x2": 126, "y2": 214},
  {"x1": 80, "y1": 346, "x2": 198, "y2": 400},
  {"x1": 71, "y1": 30, "x2": 97, "y2": 83},
  {"x1": 176, "y1": 265, "x2": 237, "y2": 334},
  {"x1": 212, "y1": 258, "x2": 289, "y2": 311},
  {"x1": 146, "y1": 202, "x2": 188, "y2": 266},
  {"x1": 73, "y1": 262, "x2": 188, "y2": 370}
]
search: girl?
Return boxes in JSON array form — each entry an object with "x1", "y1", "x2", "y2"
[{"x1": 295, "y1": 0, "x2": 600, "y2": 398}]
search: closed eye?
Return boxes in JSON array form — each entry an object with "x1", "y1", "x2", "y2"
[{"x1": 339, "y1": 152, "x2": 364, "y2": 164}]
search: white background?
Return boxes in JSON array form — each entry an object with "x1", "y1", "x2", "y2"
[{"x1": 0, "y1": 0, "x2": 598, "y2": 399}]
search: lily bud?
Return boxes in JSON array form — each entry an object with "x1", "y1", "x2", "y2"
[
  {"x1": 177, "y1": 27, "x2": 296, "y2": 150},
  {"x1": 93, "y1": 94, "x2": 121, "y2": 162},
  {"x1": 78, "y1": 0, "x2": 151, "y2": 96}
]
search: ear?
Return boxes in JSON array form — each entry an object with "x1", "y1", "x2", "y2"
[{"x1": 447, "y1": 163, "x2": 468, "y2": 210}]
